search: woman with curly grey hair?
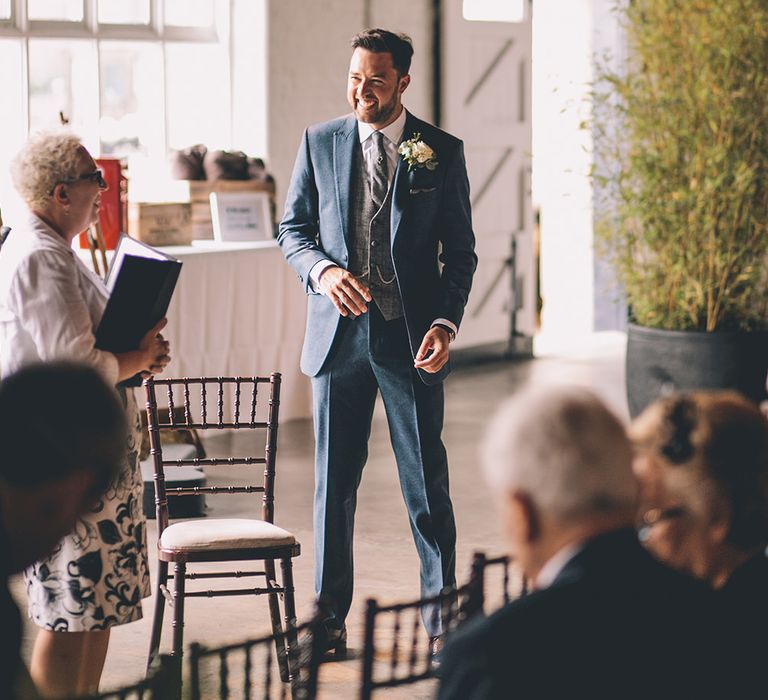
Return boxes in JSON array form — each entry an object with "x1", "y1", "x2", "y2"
[{"x1": 0, "y1": 132, "x2": 171, "y2": 697}]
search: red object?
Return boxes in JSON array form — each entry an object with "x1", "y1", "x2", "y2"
[{"x1": 79, "y1": 157, "x2": 127, "y2": 250}]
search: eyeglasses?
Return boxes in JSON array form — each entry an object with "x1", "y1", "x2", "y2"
[{"x1": 50, "y1": 169, "x2": 108, "y2": 194}]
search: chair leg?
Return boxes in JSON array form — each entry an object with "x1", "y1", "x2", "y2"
[
  {"x1": 280, "y1": 558, "x2": 299, "y2": 688},
  {"x1": 171, "y1": 562, "x2": 187, "y2": 693},
  {"x1": 147, "y1": 559, "x2": 168, "y2": 674},
  {"x1": 265, "y1": 559, "x2": 290, "y2": 683}
]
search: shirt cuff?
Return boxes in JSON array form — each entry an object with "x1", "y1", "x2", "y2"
[
  {"x1": 431, "y1": 318, "x2": 458, "y2": 338},
  {"x1": 308, "y1": 260, "x2": 336, "y2": 293}
]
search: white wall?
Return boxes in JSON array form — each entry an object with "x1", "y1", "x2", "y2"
[
  {"x1": 531, "y1": 0, "x2": 595, "y2": 348},
  {"x1": 531, "y1": 0, "x2": 626, "y2": 350},
  {"x1": 266, "y1": 0, "x2": 433, "y2": 217}
]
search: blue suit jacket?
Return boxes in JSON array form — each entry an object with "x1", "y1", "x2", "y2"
[{"x1": 278, "y1": 111, "x2": 477, "y2": 386}]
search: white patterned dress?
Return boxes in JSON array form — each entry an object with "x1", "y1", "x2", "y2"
[{"x1": 0, "y1": 213, "x2": 150, "y2": 630}]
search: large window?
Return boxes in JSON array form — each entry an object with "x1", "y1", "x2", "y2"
[
  {"x1": 0, "y1": 0, "x2": 239, "y2": 225},
  {"x1": 463, "y1": 0, "x2": 527, "y2": 23}
]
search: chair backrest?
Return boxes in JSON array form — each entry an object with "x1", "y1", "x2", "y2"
[
  {"x1": 467, "y1": 551, "x2": 527, "y2": 616},
  {"x1": 144, "y1": 374, "x2": 281, "y2": 534},
  {"x1": 69, "y1": 654, "x2": 177, "y2": 699},
  {"x1": 359, "y1": 584, "x2": 472, "y2": 699},
  {"x1": 188, "y1": 616, "x2": 322, "y2": 700}
]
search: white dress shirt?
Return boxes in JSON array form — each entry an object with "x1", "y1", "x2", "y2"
[
  {"x1": 535, "y1": 542, "x2": 585, "y2": 590},
  {"x1": 0, "y1": 213, "x2": 119, "y2": 384},
  {"x1": 309, "y1": 108, "x2": 458, "y2": 338}
]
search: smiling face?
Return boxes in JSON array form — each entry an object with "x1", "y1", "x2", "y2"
[{"x1": 347, "y1": 47, "x2": 410, "y2": 130}]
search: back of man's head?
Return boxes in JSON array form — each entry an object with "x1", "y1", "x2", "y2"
[
  {"x1": 482, "y1": 385, "x2": 636, "y2": 524},
  {"x1": 0, "y1": 362, "x2": 126, "y2": 495}
]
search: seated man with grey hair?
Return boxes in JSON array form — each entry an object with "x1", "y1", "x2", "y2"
[{"x1": 438, "y1": 386, "x2": 725, "y2": 699}]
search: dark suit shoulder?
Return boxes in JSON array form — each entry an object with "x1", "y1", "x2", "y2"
[
  {"x1": 306, "y1": 114, "x2": 356, "y2": 141},
  {"x1": 404, "y1": 115, "x2": 463, "y2": 157}
]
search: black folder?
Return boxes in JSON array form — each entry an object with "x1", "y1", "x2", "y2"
[{"x1": 95, "y1": 234, "x2": 182, "y2": 385}]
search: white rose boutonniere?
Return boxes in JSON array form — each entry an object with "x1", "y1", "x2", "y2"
[{"x1": 398, "y1": 132, "x2": 438, "y2": 172}]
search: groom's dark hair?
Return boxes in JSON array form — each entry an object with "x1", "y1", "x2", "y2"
[{"x1": 351, "y1": 29, "x2": 414, "y2": 76}]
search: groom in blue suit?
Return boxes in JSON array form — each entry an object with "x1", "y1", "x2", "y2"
[{"x1": 278, "y1": 28, "x2": 476, "y2": 654}]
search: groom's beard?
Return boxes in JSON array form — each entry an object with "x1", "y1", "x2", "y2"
[{"x1": 353, "y1": 88, "x2": 400, "y2": 125}]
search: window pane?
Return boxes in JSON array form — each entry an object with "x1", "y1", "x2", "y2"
[
  {"x1": 0, "y1": 0, "x2": 11, "y2": 20},
  {"x1": 28, "y1": 39, "x2": 99, "y2": 152},
  {"x1": 28, "y1": 0, "x2": 84, "y2": 22},
  {"x1": 99, "y1": 41, "x2": 164, "y2": 158},
  {"x1": 0, "y1": 40, "x2": 27, "y2": 227},
  {"x1": 164, "y1": 0, "x2": 214, "y2": 27},
  {"x1": 463, "y1": 0, "x2": 526, "y2": 23},
  {"x1": 165, "y1": 43, "x2": 229, "y2": 150},
  {"x1": 98, "y1": 0, "x2": 150, "y2": 25}
]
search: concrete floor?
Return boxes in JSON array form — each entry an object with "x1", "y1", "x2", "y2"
[{"x1": 12, "y1": 333, "x2": 627, "y2": 698}]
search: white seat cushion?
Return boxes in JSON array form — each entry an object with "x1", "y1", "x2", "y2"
[{"x1": 159, "y1": 518, "x2": 296, "y2": 551}]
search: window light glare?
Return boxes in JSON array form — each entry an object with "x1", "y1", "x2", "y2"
[{"x1": 463, "y1": 0, "x2": 526, "y2": 23}]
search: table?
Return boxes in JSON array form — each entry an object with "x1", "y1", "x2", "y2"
[{"x1": 88, "y1": 240, "x2": 312, "y2": 421}]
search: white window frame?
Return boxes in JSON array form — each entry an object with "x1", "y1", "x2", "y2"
[{"x1": 0, "y1": 0, "x2": 230, "y2": 151}]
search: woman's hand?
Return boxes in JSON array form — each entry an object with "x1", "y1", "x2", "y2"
[
  {"x1": 139, "y1": 320, "x2": 171, "y2": 375},
  {"x1": 115, "y1": 318, "x2": 172, "y2": 381}
]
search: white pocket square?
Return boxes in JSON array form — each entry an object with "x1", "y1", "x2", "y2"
[{"x1": 409, "y1": 187, "x2": 437, "y2": 195}]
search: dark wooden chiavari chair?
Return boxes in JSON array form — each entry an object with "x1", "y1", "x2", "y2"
[
  {"x1": 359, "y1": 584, "x2": 473, "y2": 699},
  {"x1": 69, "y1": 655, "x2": 177, "y2": 700},
  {"x1": 467, "y1": 551, "x2": 528, "y2": 616},
  {"x1": 188, "y1": 615, "x2": 323, "y2": 700},
  {"x1": 144, "y1": 375, "x2": 300, "y2": 691}
]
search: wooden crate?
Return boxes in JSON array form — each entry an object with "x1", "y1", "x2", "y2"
[
  {"x1": 180, "y1": 180, "x2": 276, "y2": 240},
  {"x1": 180, "y1": 179, "x2": 275, "y2": 203},
  {"x1": 128, "y1": 202, "x2": 192, "y2": 247}
]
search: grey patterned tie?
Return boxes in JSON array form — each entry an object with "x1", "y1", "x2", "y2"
[{"x1": 370, "y1": 131, "x2": 389, "y2": 208}]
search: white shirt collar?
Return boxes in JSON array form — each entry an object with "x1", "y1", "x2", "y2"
[
  {"x1": 534, "y1": 542, "x2": 584, "y2": 590},
  {"x1": 27, "y1": 212, "x2": 73, "y2": 255},
  {"x1": 357, "y1": 107, "x2": 407, "y2": 146}
]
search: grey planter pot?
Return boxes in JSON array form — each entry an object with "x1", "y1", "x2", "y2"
[{"x1": 625, "y1": 323, "x2": 768, "y2": 418}]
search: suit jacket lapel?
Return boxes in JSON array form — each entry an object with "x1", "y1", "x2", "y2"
[
  {"x1": 333, "y1": 115, "x2": 358, "y2": 247},
  {"x1": 391, "y1": 110, "x2": 419, "y2": 245}
]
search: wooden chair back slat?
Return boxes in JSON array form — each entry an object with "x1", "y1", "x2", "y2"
[
  {"x1": 467, "y1": 551, "x2": 526, "y2": 617},
  {"x1": 188, "y1": 616, "x2": 322, "y2": 700},
  {"x1": 67, "y1": 654, "x2": 176, "y2": 699},
  {"x1": 183, "y1": 381, "x2": 192, "y2": 425},
  {"x1": 359, "y1": 584, "x2": 473, "y2": 699}
]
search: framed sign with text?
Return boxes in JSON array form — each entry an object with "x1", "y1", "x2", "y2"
[{"x1": 210, "y1": 191, "x2": 273, "y2": 242}]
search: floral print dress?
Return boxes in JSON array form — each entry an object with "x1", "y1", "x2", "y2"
[
  {"x1": 0, "y1": 214, "x2": 150, "y2": 631},
  {"x1": 24, "y1": 388, "x2": 150, "y2": 630}
]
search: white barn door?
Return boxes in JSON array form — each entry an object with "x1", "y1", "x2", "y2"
[{"x1": 442, "y1": 0, "x2": 535, "y2": 354}]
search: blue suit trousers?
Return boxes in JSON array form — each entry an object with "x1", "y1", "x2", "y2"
[{"x1": 311, "y1": 304, "x2": 456, "y2": 637}]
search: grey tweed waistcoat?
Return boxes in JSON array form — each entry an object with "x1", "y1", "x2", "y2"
[{"x1": 347, "y1": 142, "x2": 404, "y2": 321}]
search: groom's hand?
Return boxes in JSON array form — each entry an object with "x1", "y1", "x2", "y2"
[
  {"x1": 414, "y1": 326, "x2": 451, "y2": 373},
  {"x1": 319, "y1": 265, "x2": 372, "y2": 317}
]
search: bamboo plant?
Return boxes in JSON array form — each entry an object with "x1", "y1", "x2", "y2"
[{"x1": 592, "y1": 0, "x2": 768, "y2": 331}]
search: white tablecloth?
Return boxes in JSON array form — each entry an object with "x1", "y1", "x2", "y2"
[{"x1": 87, "y1": 240, "x2": 312, "y2": 421}]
